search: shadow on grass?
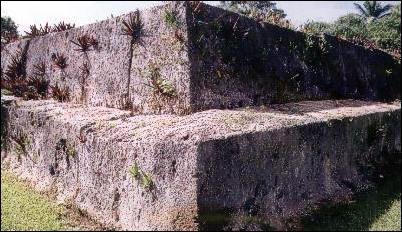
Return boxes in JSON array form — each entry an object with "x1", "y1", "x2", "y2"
[{"x1": 301, "y1": 167, "x2": 401, "y2": 231}]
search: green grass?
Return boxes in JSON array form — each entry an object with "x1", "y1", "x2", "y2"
[
  {"x1": 1, "y1": 172, "x2": 64, "y2": 231},
  {"x1": 1, "y1": 170, "x2": 400, "y2": 231},
  {"x1": 301, "y1": 172, "x2": 401, "y2": 231}
]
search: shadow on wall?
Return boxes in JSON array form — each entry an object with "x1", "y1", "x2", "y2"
[
  {"x1": 198, "y1": 159, "x2": 401, "y2": 231},
  {"x1": 301, "y1": 163, "x2": 401, "y2": 231}
]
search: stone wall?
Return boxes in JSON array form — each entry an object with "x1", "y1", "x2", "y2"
[
  {"x1": 1, "y1": 96, "x2": 199, "y2": 230},
  {"x1": 197, "y1": 107, "x2": 401, "y2": 229},
  {"x1": 1, "y1": 2, "x2": 400, "y2": 114},
  {"x1": 1, "y1": 95, "x2": 400, "y2": 230},
  {"x1": 187, "y1": 3, "x2": 401, "y2": 111},
  {"x1": 1, "y1": 2, "x2": 192, "y2": 114}
]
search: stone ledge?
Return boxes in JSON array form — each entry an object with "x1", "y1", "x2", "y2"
[{"x1": 1, "y1": 97, "x2": 401, "y2": 230}]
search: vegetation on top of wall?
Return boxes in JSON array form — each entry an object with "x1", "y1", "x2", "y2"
[
  {"x1": 121, "y1": 9, "x2": 144, "y2": 45},
  {"x1": 23, "y1": 23, "x2": 52, "y2": 38},
  {"x1": 52, "y1": 22, "x2": 75, "y2": 33},
  {"x1": 219, "y1": 1, "x2": 293, "y2": 29},
  {"x1": 23, "y1": 22, "x2": 75, "y2": 39},
  {"x1": 1, "y1": 16, "x2": 19, "y2": 44},
  {"x1": 301, "y1": 2, "x2": 400, "y2": 58}
]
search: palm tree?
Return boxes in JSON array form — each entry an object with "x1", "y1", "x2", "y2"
[{"x1": 354, "y1": 1, "x2": 393, "y2": 21}]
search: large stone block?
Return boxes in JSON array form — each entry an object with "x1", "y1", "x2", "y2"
[
  {"x1": 1, "y1": 96, "x2": 400, "y2": 230},
  {"x1": 1, "y1": 2, "x2": 399, "y2": 114},
  {"x1": 186, "y1": 3, "x2": 401, "y2": 111}
]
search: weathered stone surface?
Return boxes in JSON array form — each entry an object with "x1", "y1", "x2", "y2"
[
  {"x1": 1, "y1": 39, "x2": 30, "y2": 77},
  {"x1": 23, "y1": 14, "x2": 133, "y2": 108},
  {"x1": 129, "y1": 2, "x2": 192, "y2": 115},
  {"x1": 1, "y1": 2, "x2": 399, "y2": 114},
  {"x1": 1, "y1": 96, "x2": 400, "y2": 230},
  {"x1": 187, "y1": 3, "x2": 401, "y2": 111}
]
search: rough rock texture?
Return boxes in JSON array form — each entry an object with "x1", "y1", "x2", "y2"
[
  {"x1": 187, "y1": 3, "x2": 401, "y2": 111},
  {"x1": 1, "y1": 95, "x2": 400, "y2": 230},
  {"x1": 1, "y1": 39, "x2": 30, "y2": 77},
  {"x1": 24, "y1": 15, "x2": 133, "y2": 108},
  {"x1": 129, "y1": 2, "x2": 192, "y2": 114},
  {"x1": 1, "y1": 2, "x2": 192, "y2": 113},
  {"x1": 1, "y1": 2, "x2": 400, "y2": 114}
]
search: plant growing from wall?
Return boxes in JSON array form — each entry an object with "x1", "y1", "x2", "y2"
[
  {"x1": 28, "y1": 61, "x2": 50, "y2": 98},
  {"x1": 140, "y1": 172, "x2": 154, "y2": 190},
  {"x1": 145, "y1": 63, "x2": 177, "y2": 98},
  {"x1": 129, "y1": 163, "x2": 140, "y2": 179},
  {"x1": 2, "y1": 48, "x2": 29, "y2": 97},
  {"x1": 121, "y1": 9, "x2": 143, "y2": 44},
  {"x1": 70, "y1": 35, "x2": 99, "y2": 53},
  {"x1": 128, "y1": 162, "x2": 154, "y2": 192},
  {"x1": 66, "y1": 145, "x2": 76, "y2": 158},
  {"x1": 51, "y1": 52, "x2": 68, "y2": 70},
  {"x1": 70, "y1": 35, "x2": 92, "y2": 53},
  {"x1": 164, "y1": 9, "x2": 181, "y2": 29},
  {"x1": 78, "y1": 61, "x2": 90, "y2": 103},
  {"x1": 51, "y1": 84, "x2": 70, "y2": 102}
]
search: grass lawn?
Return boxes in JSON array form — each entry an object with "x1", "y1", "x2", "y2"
[
  {"x1": 301, "y1": 172, "x2": 401, "y2": 231},
  {"x1": 1, "y1": 171, "x2": 103, "y2": 231},
  {"x1": 1, "y1": 172, "x2": 64, "y2": 231},
  {"x1": 1, "y1": 170, "x2": 401, "y2": 231}
]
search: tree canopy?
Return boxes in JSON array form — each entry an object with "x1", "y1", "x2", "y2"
[
  {"x1": 1, "y1": 16, "x2": 19, "y2": 43},
  {"x1": 354, "y1": 1, "x2": 393, "y2": 21},
  {"x1": 219, "y1": 1, "x2": 292, "y2": 28}
]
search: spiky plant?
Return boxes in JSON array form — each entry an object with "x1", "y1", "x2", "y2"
[
  {"x1": 121, "y1": 10, "x2": 143, "y2": 43},
  {"x1": 32, "y1": 61, "x2": 46, "y2": 77},
  {"x1": 89, "y1": 37, "x2": 99, "y2": 50},
  {"x1": 70, "y1": 35, "x2": 92, "y2": 52},
  {"x1": 2, "y1": 49, "x2": 28, "y2": 96},
  {"x1": 51, "y1": 84, "x2": 70, "y2": 102},
  {"x1": 40, "y1": 23, "x2": 52, "y2": 35},
  {"x1": 51, "y1": 53, "x2": 68, "y2": 69},
  {"x1": 23, "y1": 23, "x2": 52, "y2": 38},
  {"x1": 27, "y1": 76, "x2": 49, "y2": 99},
  {"x1": 28, "y1": 61, "x2": 49, "y2": 98},
  {"x1": 24, "y1": 25, "x2": 41, "y2": 38},
  {"x1": 354, "y1": 1, "x2": 393, "y2": 21},
  {"x1": 52, "y1": 22, "x2": 75, "y2": 32},
  {"x1": 71, "y1": 35, "x2": 99, "y2": 52}
]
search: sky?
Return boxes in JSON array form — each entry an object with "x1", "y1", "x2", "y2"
[{"x1": 1, "y1": 1, "x2": 399, "y2": 34}]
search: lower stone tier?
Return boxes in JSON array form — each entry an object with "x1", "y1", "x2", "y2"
[{"x1": 1, "y1": 96, "x2": 401, "y2": 230}]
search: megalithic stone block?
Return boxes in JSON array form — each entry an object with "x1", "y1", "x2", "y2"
[
  {"x1": 1, "y1": 96, "x2": 401, "y2": 230},
  {"x1": 1, "y1": 2, "x2": 400, "y2": 114}
]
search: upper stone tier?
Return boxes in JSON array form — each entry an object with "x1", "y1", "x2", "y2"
[{"x1": 1, "y1": 2, "x2": 400, "y2": 114}]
